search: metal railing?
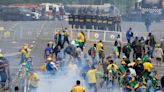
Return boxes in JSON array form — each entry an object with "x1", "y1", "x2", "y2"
[{"x1": 0, "y1": 28, "x2": 163, "y2": 43}]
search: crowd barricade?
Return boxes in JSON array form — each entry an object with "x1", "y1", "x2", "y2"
[
  {"x1": 0, "y1": 27, "x2": 163, "y2": 43},
  {"x1": 67, "y1": 28, "x2": 122, "y2": 43}
]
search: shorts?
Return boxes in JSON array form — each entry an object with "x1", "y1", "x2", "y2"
[
  {"x1": 99, "y1": 51, "x2": 105, "y2": 59},
  {"x1": 156, "y1": 58, "x2": 162, "y2": 61}
]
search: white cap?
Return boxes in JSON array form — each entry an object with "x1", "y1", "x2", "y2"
[
  {"x1": 128, "y1": 64, "x2": 132, "y2": 67},
  {"x1": 137, "y1": 58, "x2": 141, "y2": 61},
  {"x1": 123, "y1": 55, "x2": 126, "y2": 59}
]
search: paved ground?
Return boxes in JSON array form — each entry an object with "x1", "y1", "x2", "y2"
[{"x1": 0, "y1": 20, "x2": 164, "y2": 92}]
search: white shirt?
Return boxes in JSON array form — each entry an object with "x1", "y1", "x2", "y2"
[{"x1": 129, "y1": 68, "x2": 136, "y2": 76}]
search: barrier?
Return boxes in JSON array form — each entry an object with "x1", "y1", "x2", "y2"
[
  {"x1": 67, "y1": 29, "x2": 122, "y2": 42},
  {"x1": 0, "y1": 27, "x2": 163, "y2": 43}
]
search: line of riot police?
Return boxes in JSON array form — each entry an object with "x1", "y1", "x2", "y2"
[{"x1": 68, "y1": 15, "x2": 121, "y2": 31}]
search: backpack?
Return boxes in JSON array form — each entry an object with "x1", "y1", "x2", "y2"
[
  {"x1": 88, "y1": 47, "x2": 92, "y2": 55},
  {"x1": 88, "y1": 47, "x2": 96, "y2": 56},
  {"x1": 114, "y1": 40, "x2": 118, "y2": 46},
  {"x1": 123, "y1": 44, "x2": 131, "y2": 53}
]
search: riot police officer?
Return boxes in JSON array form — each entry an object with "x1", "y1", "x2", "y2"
[
  {"x1": 111, "y1": 16, "x2": 115, "y2": 31},
  {"x1": 85, "y1": 15, "x2": 92, "y2": 29},
  {"x1": 115, "y1": 15, "x2": 122, "y2": 32},
  {"x1": 97, "y1": 16, "x2": 103, "y2": 30},
  {"x1": 91, "y1": 15, "x2": 98, "y2": 30},
  {"x1": 102, "y1": 16, "x2": 108, "y2": 30},
  {"x1": 107, "y1": 16, "x2": 113, "y2": 31},
  {"x1": 79, "y1": 15, "x2": 85, "y2": 29},
  {"x1": 68, "y1": 14, "x2": 74, "y2": 29},
  {"x1": 74, "y1": 15, "x2": 79, "y2": 29}
]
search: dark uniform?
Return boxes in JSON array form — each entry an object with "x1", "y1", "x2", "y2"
[
  {"x1": 107, "y1": 16, "x2": 113, "y2": 31},
  {"x1": 115, "y1": 16, "x2": 122, "y2": 32},
  {"x1": 97, "y1": 16, "x2": 103, "y2": 30},
  {"x1": 91, "y1": 15, "x2": 98, "y2": 30},
  {"x1": 79, "y1": 15, "x2": 85, "y2": 29},
  {"x1": 68, "y1": 15, "x2": 74, "y2": 28},
  {"x1": 102, "y1": 16, "x2": 108, "y2": 30},
  {"x1": 85, "y1": 15, "x2": 92, "y2": 29},
  {"x1": 74, "y1": 15, "x2": 79, "y2": 29}
]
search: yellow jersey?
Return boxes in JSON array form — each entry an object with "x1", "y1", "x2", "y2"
[
  {"x1": 107, "y1": 64, "x2": 119, "y2": 72},
  {"x1": 78, "y1": 32, "x2": 85, "y2": 42},
  {"x1": 71, "y1": 85, "x2": 85, "y2": 92},
  {"x1": 87, "y1": 69, "x2": 97, "y2": 83},
  {"x1": 21, "y1": 49, "x2": 29, "y2": 58},
  {"x1": 97, "y1": 42, "x2": 103, "y2": 51},
  {"x1": 143, "y1": 62, "x2": 153, "y2": 72}
]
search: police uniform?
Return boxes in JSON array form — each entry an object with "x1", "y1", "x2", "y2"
[
  {"x1": 97, "y1": 16, "x2": 103, "y2": 30},
  {"x1": 79, "y1": 15, "x2": 85, "y2": 29},
  {"x1": 85, "y1": 15, "x2": 92, "y2": 29},
  {"x1": 115, "y1": 16, "x2": 121, "y2": 32},
  {"x1": 74, "y1": 15, "x2": 79, "y2": 29},
  {"x1": 91, "y1": 15, "x2": 98, "y2": 30},
  {"x1": 107, "y1": 16, "x2": 113, "y2": 31},
  {"x1": 113, "y1": 16, "x2": 117, "y2": 31},
  {"x1": 102, "y1": 16, "x2": 108, "y2": 30},
  {"x1": 68, "y1": 15, "x2": 74, "y2": 28}
]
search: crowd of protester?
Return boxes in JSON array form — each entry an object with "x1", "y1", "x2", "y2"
[
  {"x1": 38, "y1": 27, "x2": 164, "y2": 92},
  {"x1": 0, "y1": 27, "x2": 164, "y2": 92}
]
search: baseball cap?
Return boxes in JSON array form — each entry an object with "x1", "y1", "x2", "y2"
[{"x1": 137, "y1": 58, "x2": 141, "y2": 61}]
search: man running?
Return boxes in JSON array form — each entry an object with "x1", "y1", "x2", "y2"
[
  {"x1": 20, "y1": 44, "x2": 31, "y2": 64},
  {"x1": 97, "y1": 40, "x2": 105, "y2": 63},
  {"x1": 62, "y1": 28, "x2": 70, "y2": 47},
  {"x1": 77, "y1": 31, "x2": 85, "y2": 51}
]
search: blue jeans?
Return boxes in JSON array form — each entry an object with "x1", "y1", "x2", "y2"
[
  {"x1": 0, "y1": 71, "x2": 7, "y2": 87},
  {"x1": 148, "y1": 46, "x2": 154, "y2": 57},
  {"x1": 123, "y1": 88, "x2": 131, "y2": 92},
  {"x1": 89, "y1": 83, "x2": 97, "y2": 92},
  {"x1": 92, "y1": 58, "x2": 97, "y2": 67},
  {"x1": 29, "y1": 85, "x2": 37, "y2": 92},
  {"x1": 63, "y1": 38, "x2": 69, "y2": 46}
]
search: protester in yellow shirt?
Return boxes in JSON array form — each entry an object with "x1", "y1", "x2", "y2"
[
  {"x1": 86, "y1": 66, "x2": 98, "y2": 92},
  {"x1": 107, "y1": 60, "x2": 118, "y2": 80},
  {"x1": 97, "y1": 40, "x2": 105, "y2": 63},
  {"x1": 107, "y1": 63, "x2": 119, "y2": 72},
  {"x1": 71, "y1": 80, "x2": 85, "y2": 92},
  {"x1": 87, "y1": 67, "x2": 97, "y2": 83},
  {"x1": 20, "y1": 44, "x2": 31, "y2": 64},
  {"x1": 97, "y1": 40, "x2": 103, "y2": 51},
  {"x1": 78, "y1": 32, "x2": 85, "y2": 43},
  {"x1": 143, "y1": 60, "x2": 153, "y2": 72},
  {"x1": 77, "y1": 32, "x2": 85, "y2": 51}
]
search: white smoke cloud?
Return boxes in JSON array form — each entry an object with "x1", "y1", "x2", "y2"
[{"x1": 36, "y1": 59, "x2": 89, "y2": 92}]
